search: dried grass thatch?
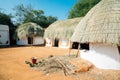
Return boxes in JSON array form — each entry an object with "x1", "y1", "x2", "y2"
[
  {"x1": 71, "y1": 0, "x2": 120, "y2": 46},
  {"x1": 44, "y1": 17, "x2": 83, "y2": 39},
  {"x1": 16, "y1": 22, "x2": 44, "y2": 39}
]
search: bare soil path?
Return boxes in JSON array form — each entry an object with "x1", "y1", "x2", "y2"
[{"x1": 0, "y1": 46, "x2": 120, "y2": 80}]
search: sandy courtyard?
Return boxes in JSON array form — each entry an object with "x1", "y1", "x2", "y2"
[{"x1": 0, "y1": 46, "x2": 120, "y2": 80}]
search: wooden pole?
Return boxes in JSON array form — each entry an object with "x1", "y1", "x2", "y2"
[
  {"x1": 68, "y1": 48, "x2": 71, "y2": 56},
  {"x1": 76, "y1": 43, "x2": 80, "y2": 57},
  {"x1": 68, "y1": 41, "x2": 72, "y2": 56},
  {"x1": 55, "y1": 59, "x2": 70, "y2": 76}
]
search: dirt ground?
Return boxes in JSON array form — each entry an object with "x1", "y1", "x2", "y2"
[{"x1": 0, "y1": 46, "x2": 120, "y2": 80}]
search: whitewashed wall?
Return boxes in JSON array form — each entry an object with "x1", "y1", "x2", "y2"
[
  {"x1": 0, "y1": 25, "x2": 9, "y2": 45},
  {"x1": 80, "y1": 43, "x2": 120, "y2": 70},
  {"x1": 17, "y1": 37, "x2": 44, "y2": 45},
  {"x1": 45, "y1": 38, "x2": 54, "y2": 47},
  {"x1": 59, "y1": 39, "x2": 70, "y2": 48},
  {"x1": 17, "y1": 37, "x2": 28, "y2": 45},
  {"x1": 33, "y1": 37, "x2": 44, "y2": 45}
]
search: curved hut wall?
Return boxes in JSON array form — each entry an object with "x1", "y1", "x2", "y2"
[
  {"x1": 58, "y1": 38, "x2": 70, "y2": 48},
  {"x1": 45, "y1": 38, "x2": 54, "y2": 47},
  {"x1": 44, "y1": 17, "x2": 83, "y2": 48},
  {"x1": 33, "y1": 37, "x2": 44, "y2": 45},
  {"x1": 80, "y1": 43, "x2": 120, "y2": 69},
  {"x1": 71, "y1": 0, "x2": 120, "y2": 70},
  {"x1": 17, "y1": 36, "x2": 28, "y2": 45}
]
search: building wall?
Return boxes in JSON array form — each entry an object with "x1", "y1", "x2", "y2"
[
  {"x1": 17, "y1": 37, "x2": 28, "y2": 45},
  {"x1": 33, "y1": 37, "x2": 44, "y2": 45},
  {"x1": 45, "y1": 38, "x2": 70, "y2": 48},
  {"x1": 0, "y1": 25, "x2": 9, "y2": 45},
  {"x1": 80, "y1": 43, "x2": 120, "y2": 70},
  {"x1": 0, "y1": 25, "x2": 9, "y2": 30},
  {"x1": 17, "y1": 37, "x2": 44, "y2": 45},
  {"x1": 45, "y1": 38, "x2": 54, "y2": 47},
  {"x1": 58, "y1": 39, "x2": 70, "y2": 48}
]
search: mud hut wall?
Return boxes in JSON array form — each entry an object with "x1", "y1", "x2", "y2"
[
  {"x1": 17, "y1": 36, "x2": 28, "y2": 45},
  {"x1": 33, "y1": 37, "x2": 44, "y2": 45},
  {"x1": 58, "y1": 38, "x2": 70, "y2": 48},
  {"x1": 90, "y1": 43, "x2": 120, "y2": 62},
  {"x1": 80, "y1": 43, "x2": 120, "y2": 70},
  {"x1": 45, "y1": 38, "x2": 54, "y2": 47}
]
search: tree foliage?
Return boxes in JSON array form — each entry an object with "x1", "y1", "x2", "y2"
[
  {"x1": 13, "y1": 4, "x2": 57, "y2": 28},
  {"x1": 0, "y1": 12, "x2": 12, "y2": 25},
  {"x1": 13, "y1": 4, "x2": 33, "y2": 25},
  {"x1": 68, "y1": 0, "x2": 101, "y2": 18}
]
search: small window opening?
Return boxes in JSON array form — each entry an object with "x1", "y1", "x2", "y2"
[{"x1": 80, "y1": 43, "x2": 89, "y2": 50}]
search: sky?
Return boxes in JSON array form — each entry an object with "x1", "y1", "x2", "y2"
[{"x1": 0, "y1": 0, "x2": 77, "y2": 20}]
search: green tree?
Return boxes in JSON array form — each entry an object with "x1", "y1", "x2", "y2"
[
  {"x1": 0, "y1": 11, "x2": 16, "y2": 45},
  {"x1": 68, "y1": 0, "x2": 101, "y2": 18},
  {"x1": 13, "y1": 4, "x2": 33, "y2": 25},
  {"x1": 36, "y1": 16, "x2": 57, "y2": 28},
  {"x1": 13, "y1": 4, "x2": 57, "y2": 28}
]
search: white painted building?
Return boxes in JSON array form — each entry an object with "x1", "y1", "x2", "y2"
[
  {"x1": 71, "y1": 0, "x2": 120, "y2": 70},
  {"x1": 80, "y1": 44, "x2": 120, "y2": 70},
  {"x1": 33, "y1": 37, "x2": 44, "y2": 45},
  {"x1": 0, "y1": 25, "x2": 9, "y2": 45},
  {"x1": 58, "y1": 38, "x2": 70, "y2": 48},
  {"x1": 45, "y1": 38, "x2": 54, "y2": 47},
  {"x1": 16, "y1": 36, "x2": 28, "y2": 45},
  {"x1": 16, "y1": 22, "x2": 44, "y2": 46},
  {"x1": 44, "y1": 18, "x2": 82, "y2": 48}
]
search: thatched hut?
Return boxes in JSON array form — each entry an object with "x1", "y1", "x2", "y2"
[
  {"x1": 71, "y1": 0, "x2": 120, "y2": 70},
  {"x1": 16, "y1": 22, "x2": 44, "y2": 45},
  {"x1": 44, "y1": 18, "x2": 82, "y2": 48},
  {"x1": 0, "y1": 25, "x2": 9, "y2": 45}
]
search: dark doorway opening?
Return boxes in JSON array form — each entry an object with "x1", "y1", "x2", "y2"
[
  {"x1": 54, "y1": 38, "x2": 59, "y2": 47},
  {"x1": 28, "y1": 37, "x2": 33, "y2": 44},
  {"x1": 118, "y1": 46, "x2": 120, "y2": 54},
  {"x1": 72, "y1": 42, "x2": 79, "y2": 49},
  {"x1": 80, "y1": 43, "x2": 89, "y2": 50}
]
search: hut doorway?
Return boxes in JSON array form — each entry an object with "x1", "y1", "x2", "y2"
[
  {"x1": 72, "y1": 42, "x2": 79, "y2": 49},
  {"x1": 71, "y1": 42, "x2": 89, "y2": 50},
  {"x1": 28, "y1": 37, "x2": 33, "y2": 44},
  {"x1": 54, "y1": 38, "x2": 59, "y2": 47},
  {"x1": 80, "y1": 43, "x2": 89, "y2": 50}
]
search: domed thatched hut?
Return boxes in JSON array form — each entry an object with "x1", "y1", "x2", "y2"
[
  {"x1": 44, "y1": 18, "x2": 82, "y2": 48},
  {"x1": 71, "y1": 0, "x2": 120, "y2": 69},
  {"x1": 16, "y1": 22, "x2": 44, "y2": 45}
]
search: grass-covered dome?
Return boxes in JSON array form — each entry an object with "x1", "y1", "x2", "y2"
[
  {"x1": 71, "y1": 0, "x2": 120, "y2": 45},
  {"x1": 16, "y1": 22, "x2": 44, "y2": 39},
  {"x1": 44, "y1": 17, "x2": 83, "y2": 39}
]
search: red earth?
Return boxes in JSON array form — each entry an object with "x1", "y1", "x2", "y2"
[{"x1": 0, "y1": 46, "x2": 120, "y2": 80}]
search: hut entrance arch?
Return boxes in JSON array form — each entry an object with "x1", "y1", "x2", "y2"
[{"x1": 54, "y1": 38, "x2": 59, "y2": 47}]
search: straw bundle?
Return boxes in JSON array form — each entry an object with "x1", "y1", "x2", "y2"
[
  {"x1": 44, "y1": 17, "x2": 83, "y2": 39},
  {"x1": 16, "y1": 22, "x2": 44, "y2": 39},
  {"x1": 71, "y1": 0, "x2": 120, "y2": 46}
]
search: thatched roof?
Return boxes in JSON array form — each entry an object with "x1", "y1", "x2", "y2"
[
  {"x1": 16, "y1": 22, "x2": 44, "y2": 39},
  {"x1": 71, "y1": 0, "x2": 120, "y2": 46},
  {"x1": 44, "y1": 17, "x2": 83, "y2": 39}
]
